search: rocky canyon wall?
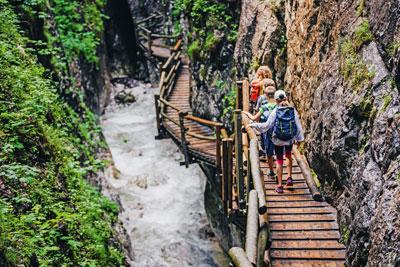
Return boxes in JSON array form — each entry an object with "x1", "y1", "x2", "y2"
[{"x1": 234, "y1": 0, "x2": 400, "y2": 266}]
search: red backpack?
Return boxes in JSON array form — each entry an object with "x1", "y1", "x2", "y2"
[{"x1": 250, "y1": 80, "x2": 261, "y2": 102}]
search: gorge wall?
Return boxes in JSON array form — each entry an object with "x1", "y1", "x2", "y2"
[{"x1": 233, "y1": 0, "x2": 400, "y2": 266}]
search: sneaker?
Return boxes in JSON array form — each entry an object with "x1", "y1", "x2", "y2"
[
  {"x1": 275, "y1": 186, "x2": 284, "y2": 194},
  {"x1": 286, "y1": 177, "x2": 293, "y2": 187}
]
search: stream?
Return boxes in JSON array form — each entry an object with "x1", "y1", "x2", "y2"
[{"x1": 100, "y1": 79, "x2": 229, "y2": 267}]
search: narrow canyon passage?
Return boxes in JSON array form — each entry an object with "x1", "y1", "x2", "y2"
[{"x1": 100, "y1": 81, "x2": 229, "y2": 266}]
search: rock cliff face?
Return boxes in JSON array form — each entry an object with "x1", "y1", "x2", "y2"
[{"x1": 234, "y1": 0, "x2": 400, "y2": 266}]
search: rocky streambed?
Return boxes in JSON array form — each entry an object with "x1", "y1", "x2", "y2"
[{"x1": 100, "y1": 79, "x2": 229, "y2": 266}]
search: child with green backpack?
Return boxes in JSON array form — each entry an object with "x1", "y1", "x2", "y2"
[
  {"x1": 244, "y1": 84, "x2": 277, "y2": 178},
  {"x1": 246, "y1": 90, "x2": 304, "y2": 193}
]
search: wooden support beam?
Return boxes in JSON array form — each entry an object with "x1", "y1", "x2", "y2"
[
  {"x1": 179, "y1": 111, "x2": 189, "y2": 168},
  {"x1": 215, "y1": 125, "x2": 222, "y2": 183},
  {"x1": 258, "y1": 213, "x2": 271, "y2": 267},
  {"x1": 249, "y1": 139, "x2": 267, "y2": 214},
  {"x1": 234, "y1": 109, "x2": 245, "y2": 211},
  {"x1": 222, "y1": 138, "x2": 233, "y2": 214},
  {"x1": 229, "y1": 247, "x2": 254, "y2": 267},
  {"x1": 245, "y1": 190, "x2": 259, "y2": 265},
  {"x1": 154, "y1": 94, "x2": 161, "y2": 135},
  {"x1": 236, "y1": 83, "x2": 243, "y2": 110},
  {"x1": 242, "y1": 79, "x2": 250, "y2": 113},
  {"x1": 293, "y1": 148, "x2": 323, "y2": 201},
  {"x1": 147, "y1": 31, "x2": 152, "y2": 54}
]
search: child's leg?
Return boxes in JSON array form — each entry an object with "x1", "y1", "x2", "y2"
[
  {"x1": 266, "y1": 134, "x2": 275, "y2": 173},
  {"x1": 260, "y1": 132, "x2": 266, "y2": 156},
  {"x1": 285, "y1": 145, "x2": 293, "y2": 177},
  {"x1": 274, "y1": 146, "x2": 284, "y2": 187}
]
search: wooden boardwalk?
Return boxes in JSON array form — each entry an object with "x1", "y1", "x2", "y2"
[
  {"x1": 261, "y1": 160, "x2": 345, "y2": 266},
  {"x1": 139, "y1": 15, "x2": 346, "y2": 266}
]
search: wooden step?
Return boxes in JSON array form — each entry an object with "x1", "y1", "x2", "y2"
[
  {"x1": 270, "y1": 249, "x2": 346, "y2": 260},
  {"x1": 266, "y1": 195, "x2": 314, "y2": 202},
  {"x1": 268, "y1": 214, "x2": 336, "y2": 222},
  {"x1": 270, "y1": 221, "x2": 339, "y2": 231},
  {"x1": 272, "y1": 259, "x2": 345, "y2": 267},
  {"x1": 271, "y1": 240, "x2": 345, "y2": 250},
  {"x1": 271, "y1": 230, "x2": 341, "y2": 240}
]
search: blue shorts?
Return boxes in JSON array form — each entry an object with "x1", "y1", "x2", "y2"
[{"x1": 261, "y1": 132, "x2": 274, "y2": 157}]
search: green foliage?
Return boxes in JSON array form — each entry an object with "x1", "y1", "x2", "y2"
[
  {"x1": 173, "y1": 0, "x2": 238, "y2": 59},
  {"x1": 353, "y1": 21, "x2": 374, "y2": 49},
  {"x1": 341, "y1": 226, "x2": 350, "y2": 244},
  {"x1": 222, "y1": 87, "x2": 237, "y2": 123},
  {"x1": 359, "y1": 134, "x2": 370, "y2": 154},
  {"x1": 356, "y1": 0, "x2": 366, "y2": 16},
  {"x1": 23, "y1": 0, "x2": 107, "y2": 66},
  {"x1": 251, "y1": 57, "x2": 261, "y2": 71},
  {"x1": 204, "y1": 33, "x2": 221, "y2": 52},
  {"x1": 269, "y1": 0, "x2": 284, "y2": 13},
  {"x1": 381, "y1": 94, "x2": 393, "y2": 112},
  {"x1": 340, "y1": 22, "x2": 376, "y2": 92},
  {"x1": 0, "y1": 2, "x2": 124, "y2": 265},
  {"x1": 188, "y1": 40, "x2": 202, "y2": 60},
  {"x1": 387, "y1": 41, "x2": 400, "y2": 57}
]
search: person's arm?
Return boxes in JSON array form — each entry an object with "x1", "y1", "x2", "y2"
[
  {"x1": 247, "y1": 109, "x2": 276, "y2": 133},
  {"x1": 243, "y1": 110, "x2": 262, "y2": 121},
  {"x1": 294, "y1": 110, "x2": 305, "y2": 142}
]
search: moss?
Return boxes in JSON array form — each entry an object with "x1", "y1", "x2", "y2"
[
  {"x1": 250, "y1": 57, "x2": 261, "y2": 71},
  {"x1": 359, "y1": 134, "x2": 370, "y2": 154},
  {"x1": 381, "y1": 94, "x2": 393, "y2": 112},
  {"x1": 359, "y1": 97, "x2": 373, "y2": 118},
  {"x1": 310, "y1": 168, "x2": 321, "y2": 188},
  {"x1": 356, "y1": 0, "x2": 366, "y2": 16},
  {"x1": 340, "y1": 22, "x2": 376, "y2": 92},
  {"x1": 188, "y1": 40, "x2": 202, "y2": 60},
  {"x1": 269, "y1": 0, "x2": 283, "y2": 13},
  {"x1": 204, "y1": 33, "x2": 221, "y2": 52},
  {"x1": 354, "y1": 21, "x2": 374, "y2": 49},
  {"x1": 341, "y1": 226, "x2": 350, "y2": 244},
  {"x1": 387, "y1": 41, "x2": 400, "y2": 57}
]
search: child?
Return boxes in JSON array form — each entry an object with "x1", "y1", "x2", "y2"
[
  {"x1": 250, "y1": 67, "x2": 266, "y2": 113},
  {"x1": 244, "y1": 83, "x2": 277, "y2": 178},
  {"x1": 255, "y1": 79, "x2": 276, "y2": 112},
  {"x1": 246, "y1": 90, "x2": 304, "y2": 193}
]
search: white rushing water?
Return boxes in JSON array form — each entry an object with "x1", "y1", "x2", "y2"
[{"x1": 101, "y1": 80, "x2": 228, "y2": 267}]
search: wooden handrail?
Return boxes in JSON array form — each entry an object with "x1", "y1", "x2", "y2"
[
  {"x1": 172, "y1": 39, "x2": 182, "y2": 52},
  {"x1": 151, "y1": 33, "x2": 178, "y2": 39},
  {"x1": 160, "y1": 112, "x2": 180, "y2": 126},
  {"x1": 185, "y1": 115, "x2": 223, "y2": 127},
  {"x1": 159, "y1": 97, "x2": 180, "y2": 112},
  {"x1": 185, "y1": 131, "x2": 216, "y2": 141},
  {"x1": 138, "y1": 24, "x2": 151, "y2": 34}
]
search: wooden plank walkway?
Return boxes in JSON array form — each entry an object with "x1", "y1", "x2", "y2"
[
  {"x1": 163, "y1": 63, "x2": 217, "y2": 163},
  {"x1": 261, "y1": 159, "x2": 345, "y2": 266}
]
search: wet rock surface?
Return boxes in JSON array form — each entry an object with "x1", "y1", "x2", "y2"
[{"x1": 234, "y1": 0, "x2": 400, "y2": 266}]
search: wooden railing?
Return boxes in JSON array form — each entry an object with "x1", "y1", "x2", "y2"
[{"x1": 135, "y1": 13, "x2": 179, "y2": 55}]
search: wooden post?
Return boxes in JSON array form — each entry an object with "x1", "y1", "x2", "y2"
[
  {"x1": 257, "y1": 213, "x2": 271, "y2": 267},
  {"x1": 147, "y1": 31, "x2": 152, "y2": 55},
  {"x1": 215, "y1": 125, "x2": 222, "y2": 182},
  {"x1": 242, "y1": 79, "x2": 250, "y2": 113},
  {"x1": 236, "y1": 83, "x2": 243, "y2": 110},
  {"x1": 293, "y1": 148, "x2": 323, "y2": 201},
  {"x1": 249, "y1": 139, "x2": 267, "y2": 214},
  {"x1": 179, "y1": 111, "x2": 189, "y2": 168},
  {"x1": 154, "y1": 94, "x2": 161, "y2": 135},
  {"x1": 245, "y1": 190, "x2": 259, "y2": 265},
  {"x1": 234, "y1": 109, "x2": 245, "y2": 211},
  {"x1": 222, "y1": 138, "x2": 233, "y2": 214},
  {"x1": 228, "y1": 247, "x2": 253, "y2": 267}
]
